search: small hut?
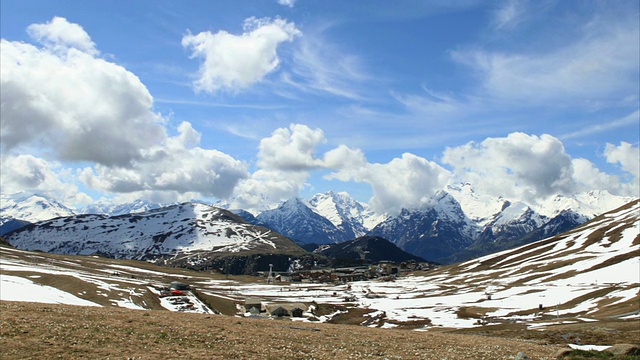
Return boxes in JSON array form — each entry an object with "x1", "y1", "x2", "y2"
[{"x1": 171, "y1": 281, "x2": 190, "y2": 290}]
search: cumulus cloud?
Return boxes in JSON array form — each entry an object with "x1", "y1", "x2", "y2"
[
  {"x1": 182, "y1": 17, "x2": 300, "y2": 93},
  {"x1": 257, "y1": 124, "x2": 326, "y2": 170},
  {"x1": 443, "y1": 132, "x2": 640, "y2": 202},
  {"x1": 0, "y1": 154, "x2": 93, "y2": 205},
  {"x1": 79, "y1": 121, "x2": 248, "y2": 199},
  {"x1": 26, "y1": 16, "x2": 98, "y2": 55},
  {"x1": 322, "y1": 145, "x2": 368, "y2": 171},
  {"x1": 277, "y1": 0, "x2": 296, "y2": 8},
  {"x1": 605, "y1": 142, "x2": 640, "y2": 179},
  {"x1": 1, "y1": 26, "x2": 165, "y2": 167},
  {"x1": 570, "y1": 158, "x2": 633, "y2": 196},
  {"x1": 442, "y1": 133, "x2": 576, "y2": 202},
  {"x1": 327, "y1": 153, "x2": 452, "y2": 215},
  {"x1": 1, "y1": 17, "x2": 250, "y2": 203},
  {"x1": 230, "y1": 169, "x2": 310, "y2": 209},
  {"x1": 231, "y1": 124, "x2": 452, "y2": 213},
  {"x1": 230, "y1": 124, "x2": 325, "y2": 208}
]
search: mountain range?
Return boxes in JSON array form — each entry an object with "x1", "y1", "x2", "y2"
[
  {"x1": 1, "y1": 199, "x2": 637, "y2": 330},
  {"x1": 1, "y1": 185, "x2": 636, "y2": 265},
  {"x1": 234, "y1": 186, "x2": 634, "y2": 263},
  {"x1": 3, "y1": 201, "x2": 308, "y2": 274},
  {"x1": 313, "y1": 235, "x2": 426, "y2": 267}
]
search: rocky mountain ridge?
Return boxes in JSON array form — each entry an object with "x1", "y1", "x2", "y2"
[
  {"x1": 2, "y1": 200, "x2": 637, "y2": 335},
  {"x1": 249, "y1": 187, "x2": 634, "y2": 263},
  {"x1": 4, "y1": 202, "x2": 308, "y2": 274},
  {"x1": 1, "y1": 186, "x2": 636, "y2": 264},
  {"x1": 313, "y1": 235, "x2": 426, "y2": 267},
  {"x1": 0, "y1": 193, "x2": 75, "y2": 225}
]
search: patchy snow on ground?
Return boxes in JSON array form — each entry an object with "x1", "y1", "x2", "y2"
[
  {"x1": 147, "y1": 286, "x2": 215, "y2": 314},
  {"x1": 199, "y1": 202, "x2": 639, "y2": 329},
  {"x1": 0, "y1": 274, "x2": 100, "y2": 307},
  {"x1": 568, "y1": 344, "x2": 611, "y2": 351},
  {"x1": 1, "y1": 201, "x2": 637, "y2": 329}
]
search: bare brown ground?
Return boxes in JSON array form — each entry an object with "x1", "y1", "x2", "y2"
[
  {"x1": 450, "y1": 320, "x2": 640, "y2": 347},
  {"x1": 0, "y1": 301, "x2": 563, "y2": 360}
]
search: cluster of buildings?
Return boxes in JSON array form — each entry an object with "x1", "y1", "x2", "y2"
[
  {"x1": 259, "y1": 260, "x2": 435, "y2": 284},
  {"x1": 238, "y1": 298, "x2": 310, "y2": 318}
]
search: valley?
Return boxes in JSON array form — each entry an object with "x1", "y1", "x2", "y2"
[
  {"x1": 0, "y1": 193, "x2": 638, "y2": 358},
  {"x1": 2, "y1": 187, "x2": 635, "y2": 267},
  {"x1": 1, "y1": 200, "x2": 638, "y2": 358}
]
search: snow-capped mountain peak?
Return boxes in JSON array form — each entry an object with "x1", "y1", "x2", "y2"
[
  {"x1": 308, "y1": 191, "x2": 382, "y2": 235},
  {"x1": 5, "y1": 202, "x2": 305, "y2": 264},
  {"x1": 534, "y1": 190, "x2": 636, "y2": 218},
  {"x1": 446, "y1": 183, "x2": 509, "y2": 226},
  {"x1": 81, "y1": 198, "x2": 167, "y2": 216},
  {"x1": 0, "y1": 193, "x2": 75, "y2": 225}
]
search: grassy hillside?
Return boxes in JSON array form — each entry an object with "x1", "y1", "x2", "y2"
[{"x1": 1, "y1": 301, "x2": 563, "y2": 359}]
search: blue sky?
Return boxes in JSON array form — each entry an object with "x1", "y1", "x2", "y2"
[{"x1": 1, "y1": 0, "x2": 638, "y2": 212}]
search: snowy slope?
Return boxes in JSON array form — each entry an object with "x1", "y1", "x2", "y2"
[
  {"x1": 82, "y1": 199, "x2": 166, "y2": 216},
  {"x1": 0, "y1": 193, "x2": 75, "y2": 225},
  {"x1": 368, "y1": 191, "x2": 479, "y2": 262},
  {"x1": 211, "y1": 200, "x2": 640, "y2": 329},
  {"x1": 5, "y1": 203, "x2": 304, "y2": 261},
  {"x1": 446, "y1": 183, "x2": 508, "y2": 226},
  {"x1": 1, "y1": 200, "x2": 637, "y2": 328},
  {"x1": 0, "y1": 246, "x2": 215, "y2": 313},
  {"x1": 308, "y1": 191, "x2": 383, "y2": 236},
  {"x1": 534, "y1": 190, "x2": 636, "y2": 218},
  {"x1": 256, "y1": 197, "x2": 349, "y2": 244}
]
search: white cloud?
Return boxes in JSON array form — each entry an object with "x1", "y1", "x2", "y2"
[
  {"x1": 1, "y1": 17, "x2": 249, "y2": 202},
  {"x1": 285, "y1": 27, "x2": 370, "y2": 99},
  {"x1": 26, "y1": 16, "x2": 98, "y2": 55},
  {"x1": 257, "y1": 124, "x2": 326, "y2": 170},
  {"x1": 0, "y1": 154, "x2": 93, "y2": 205},
  {"x1": 443, "y1": 132, "x2": 640, "y2": 202},
  {"x1": 229, "y1": 125, "x2": 390, "y2": 211},
  {"x1": 230, "y1": 124, "x2": 326, "y2": 208},
  {"x1": 605, "y1": 142, "x2": 640, "y2": 179},
  {"x1": 230, "y1": 124, "x2": 452, "y2": 214},
  {"x1": 79, "y1": 121, "x2": 248, "y2": 199},
  {"x1": 1, "y1": 34, "x2": 165, "y2": 167},
  {"x1": 230, "y1": 169, "x2": 310, "y2": 209},
  {"x1": 322, "y1": 145, "x2": 368, "y2": 171},
  {"x1": 561, "y1": 110, "x2": 640, "y2": 140},
  {"x1": 182, "y1": 17, "x2": 301, "y2": 93},
  {"x1": 571, "y1": 158, "x2": 635, "y2": 196},
  {"x1": 327, "y1": 152, "x2": 452, "y2": 215},
  {"x1": 492, "y1": 0, "x2": 527, "y2": 30},
  {"x1": 277, "y1": 0, "x2": 296, "y2": 8},
  {"x1": 229, "y1": 123, "x2": 452, "y2": 213},
  {"x1": 442, "y1": 133, "x2": 576, "y2": 202}
]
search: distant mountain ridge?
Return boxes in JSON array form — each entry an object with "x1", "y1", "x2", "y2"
[
  {"x1": 373, "y1": 188, "x2": 635, "y2": 263},
  {"x1": 251, "y1": 192, "x2": 384, "y2": 245},
  {"x1": 1, "y1": 193, "x2": 76, "y2": 225},
  {"x1": 0, "y1": 193, "x2": 76, "y2": 235},
  {"x1": 81, "y1": 199, "x2": 167, "y2": 216},
  {"x1": 314, "y1": 235, "x2": 426, "y2": 267},
  {"x1": 1, "y1": 185, "x2": 635, "y2": 265},
  {"x1": 367, "y1": 191, "x2": 479, "y2": 262},
  {"x1": 255, "y1": 197, "x2": 347, "y2": 245},
  {"x1": 4, "y1": 202, "x2": 308, "y2": 274}
]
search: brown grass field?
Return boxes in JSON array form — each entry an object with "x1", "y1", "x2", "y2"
[{"x1": 0, "y1": 300, "x2": 571, "y2": 360}]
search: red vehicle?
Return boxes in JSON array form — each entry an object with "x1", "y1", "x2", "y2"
[{"x1": 170, "y1": 290, "x2": 184, "y2": 296}]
